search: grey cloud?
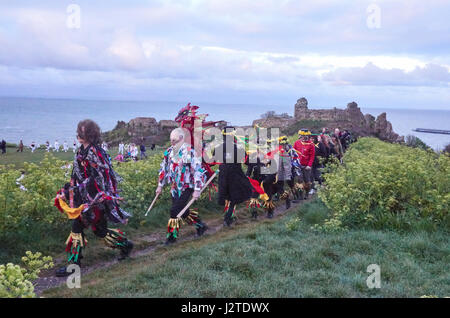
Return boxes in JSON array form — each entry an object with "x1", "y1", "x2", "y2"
[{"x1": 322, "y1": 62, "x2": 450, "y2": 86}]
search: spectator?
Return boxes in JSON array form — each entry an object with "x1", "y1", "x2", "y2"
[
  {"x1": 1, "y1": 139, "x2": 6, "y2": 154},
  {"x1": 140, "y1": 143, "x2": 147, "y2": 160},
  {"x1": 331, "y1": 135, "x2": 344, "y2": 160},
  {"x1": 17, "y1": 140, "x2": 24, "y2": 152}
]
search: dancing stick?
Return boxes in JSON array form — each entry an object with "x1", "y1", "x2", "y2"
[
  {"x1": 144, "y1": 192, "x2": 160, "y2": 216},
  {"x1": 176, "y1": 170, "x2": 218, "y2": 218}
]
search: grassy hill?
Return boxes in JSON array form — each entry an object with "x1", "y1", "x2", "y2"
[{"x1": 43, "y1": 199, "x2": 449, "y2": 298}]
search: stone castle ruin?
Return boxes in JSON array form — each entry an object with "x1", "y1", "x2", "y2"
[{"x1": 253, "y1": 97, "x2": 403, "y2": 143}]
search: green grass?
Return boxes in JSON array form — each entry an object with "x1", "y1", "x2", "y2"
[
  {"x1": 0, "y1": 146, "x2": 163, "y2": 169},
  {"x1": 43, "y1": 199, "x2": 450, "y2": 298},
  {"x1": 0, "y1": 146, "x2": 76, "y2": 169}
]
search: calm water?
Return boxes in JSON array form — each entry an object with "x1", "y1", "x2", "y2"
[{"x1": 0, "y1": 97, "x2": 449, "y2": 150}]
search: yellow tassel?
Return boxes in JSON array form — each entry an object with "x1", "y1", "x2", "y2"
[
  {"x1": 280, "y1": 190, "x2": 290, "y2": 200},
  {"x1": 259, "y1": 193, "x2": 269, "y2": 202},
  {"x1": 59, "y1": 198, "x2": 85, "y2": 219},
  {"x1": 65, "y1": 232, "x2": 87, "y2": 247},
  {"x1": 168, "y1": 218, "x2": 183, "y2": 229},
  {"x1": 248, "y1": 198, "x2": 260, "y2": 208},
  {"x1": 263, "y1": 200, "x2": 275, "y2": 210}
]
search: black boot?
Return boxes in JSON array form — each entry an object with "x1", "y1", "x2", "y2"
[
  {"x1": 55, "y1": 266, "x2": 70, "y2": 277},
  {"x1": 267, "y1": 209, "x2": 274, "y2": 219},
  {"x1": 118, "y1": 240, "x2": 134, "y2": 261},
  {"x1": 251, "y1": 209, "x2": 258, "y2": 219},
  {"x1": 223, "y1": 216, "x2": 234, "y2": 227},
  {"x1": 223, "y1": 204, "x2": 235, "y2": 227},
  {"x1": 196, "y1": 223, "x2": 208, "y2": 237},
  {"x1": 165, "y1": 234, "x2": 177, "y2": 245},
  {"x1": 273, "y1": 193, "x2": 279, "y2": 202},
  {"x1": 55, "y1": 261, "x2": 80, "y2": 277},
  {"x1": 286, "y1": 198, "x2": 291, "y2": 209}
]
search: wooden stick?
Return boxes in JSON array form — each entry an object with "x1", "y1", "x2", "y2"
[
  {"x1": 176, "y1": 170, "x2": 218, "y2": 218},
  {"x1": 144, "y1": 192, "x2": 160, "y2": 216}
]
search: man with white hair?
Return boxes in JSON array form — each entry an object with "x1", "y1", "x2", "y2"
[{"x1": 155, "y1": 128, "x2": 208, "y2": 245}]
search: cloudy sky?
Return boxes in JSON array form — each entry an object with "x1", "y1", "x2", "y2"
[{"x1": 0, "y1": 0, "x2": 449, "y2": 109}]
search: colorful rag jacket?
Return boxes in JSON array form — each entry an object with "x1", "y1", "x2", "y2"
[
  {"x1": 284, "y1": 144, "x2": 302, "y2": 173},
  {"x1": 158, "y1": 143, "x2": 206, "y2": 197},
  {"x1": 69, "y1": 144, "x2": 131, "y2": 224}
]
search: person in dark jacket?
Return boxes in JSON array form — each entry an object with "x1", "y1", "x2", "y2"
[
  {"x1": 1, "y1": 139, "x2": 6, "y2": 154},
  {"x1": 312, "y1": 135, "x2": 327, "y2": 188},
  {"x1": 140, "y1": 143, "x2": 147, "y2": 159},
  {"x1": 215, "y1": 126, "x2": 253, "y2": 226}
]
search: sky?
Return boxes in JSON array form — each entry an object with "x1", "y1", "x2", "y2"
[{"x1": 0, "y1": 0, "x2": 449, "y2": 110}]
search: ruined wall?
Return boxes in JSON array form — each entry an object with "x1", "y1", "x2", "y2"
[{"x1": 253, "y1": 97, "x2": 404, "y2": 143}]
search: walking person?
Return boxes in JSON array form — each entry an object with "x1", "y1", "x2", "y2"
[
  {"x1": 54, "y1": 119, "x2": 133, "y2": 277},
  {"x1": 214, "y1": 126, "x2": 253, "y2": 226},
  {"x1": 155, "y1": 128, "x2": 208, "y2": 245},
  {"x1": 140, "y1": 143, "x2": 148, "y2": 160},
  {"x1": 293, "y1": 129, "x2": 315, "y2": 199}
]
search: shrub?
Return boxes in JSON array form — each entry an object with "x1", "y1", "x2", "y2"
[
  {"x1": 0, "y1": 251, "x2": 53, "y2": 298},
  {"x1": 318, "y1": 138, "x2": 450, "y2": 231}
]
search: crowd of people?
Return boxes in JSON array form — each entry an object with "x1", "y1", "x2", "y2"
[
  {"x1": 114, "y1": 141, "x2": 156, "y2": 162},
  {"x1": 18, "y1": 111, "x2": 355, "y2": 277},
  {"x1": 0, "y1": 139, "x2": 82, "y2": 154}
]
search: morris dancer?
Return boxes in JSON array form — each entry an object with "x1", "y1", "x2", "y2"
[
  {"x1": 54, "y1": 119, "x2": 133, "y2": 277},
  {"x1": 214, "y1": 126, "x2": 253, "y2": 226},
  {"x1": 155, "y1": 128, "x2": 208, "y2": 245},
  {"x1": 293, "y1": 129, "x2": 315, "y2": 199},
  {"x1": 275, "y1": 136, "x2": 297, "y2": 209}
]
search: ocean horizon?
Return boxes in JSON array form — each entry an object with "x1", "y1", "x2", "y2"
[{"x1": 0, "y1": 96, "x2": 449, "y2": 151}]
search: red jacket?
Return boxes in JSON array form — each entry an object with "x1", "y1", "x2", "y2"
[{"x1": 293, "y1": 140, "x2": 315, "y2": 167}]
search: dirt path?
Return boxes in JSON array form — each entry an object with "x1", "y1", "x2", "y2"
[{"x1": 34, "y1": 196, "x2": 312, "y2": 296}]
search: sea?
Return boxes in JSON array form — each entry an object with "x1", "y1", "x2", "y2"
[{"x1": 0, "y1": 97, "x2": 449, "y2": 151}]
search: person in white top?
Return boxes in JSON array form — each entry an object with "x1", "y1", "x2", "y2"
[
  {"x1": 30, "y1": 142, "x2": 36, "y2": 153},
  {"x1": 46, "y1": 141, "x2": 51, "y2": 152},
  {"x1": 72, "y1": 140, "x2": 77, "y2": 153},
  {"x1": 118, "y1": 142, "x2": 124, "y2": 155},
  {"x1": 102, "y1": 142, "x2": 109, "y2": 152},
  {"x1": 63, "y1": 141, "x2": 68, "y2": 152},
  {"x1": 54, "y1": 140, "x2": 59, "y2": 152}
]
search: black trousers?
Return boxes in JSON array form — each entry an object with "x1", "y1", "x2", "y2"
[
  {"x1": 170, "y1": 188, "x2": 193, "y2": 218},
  {"x1": 262, "y1": 174, "x2": 278, "y2": 200},
  {"x1": 71, "y1": 211, "x2": 108, "y2": 239},
  {"x1": 276, "y1": 179, "x2": 294, "y2": 195}
]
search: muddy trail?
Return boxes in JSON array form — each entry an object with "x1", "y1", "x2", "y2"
[{"x1": 34, "y1": 196, "x2": 313, "y2": 296}]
